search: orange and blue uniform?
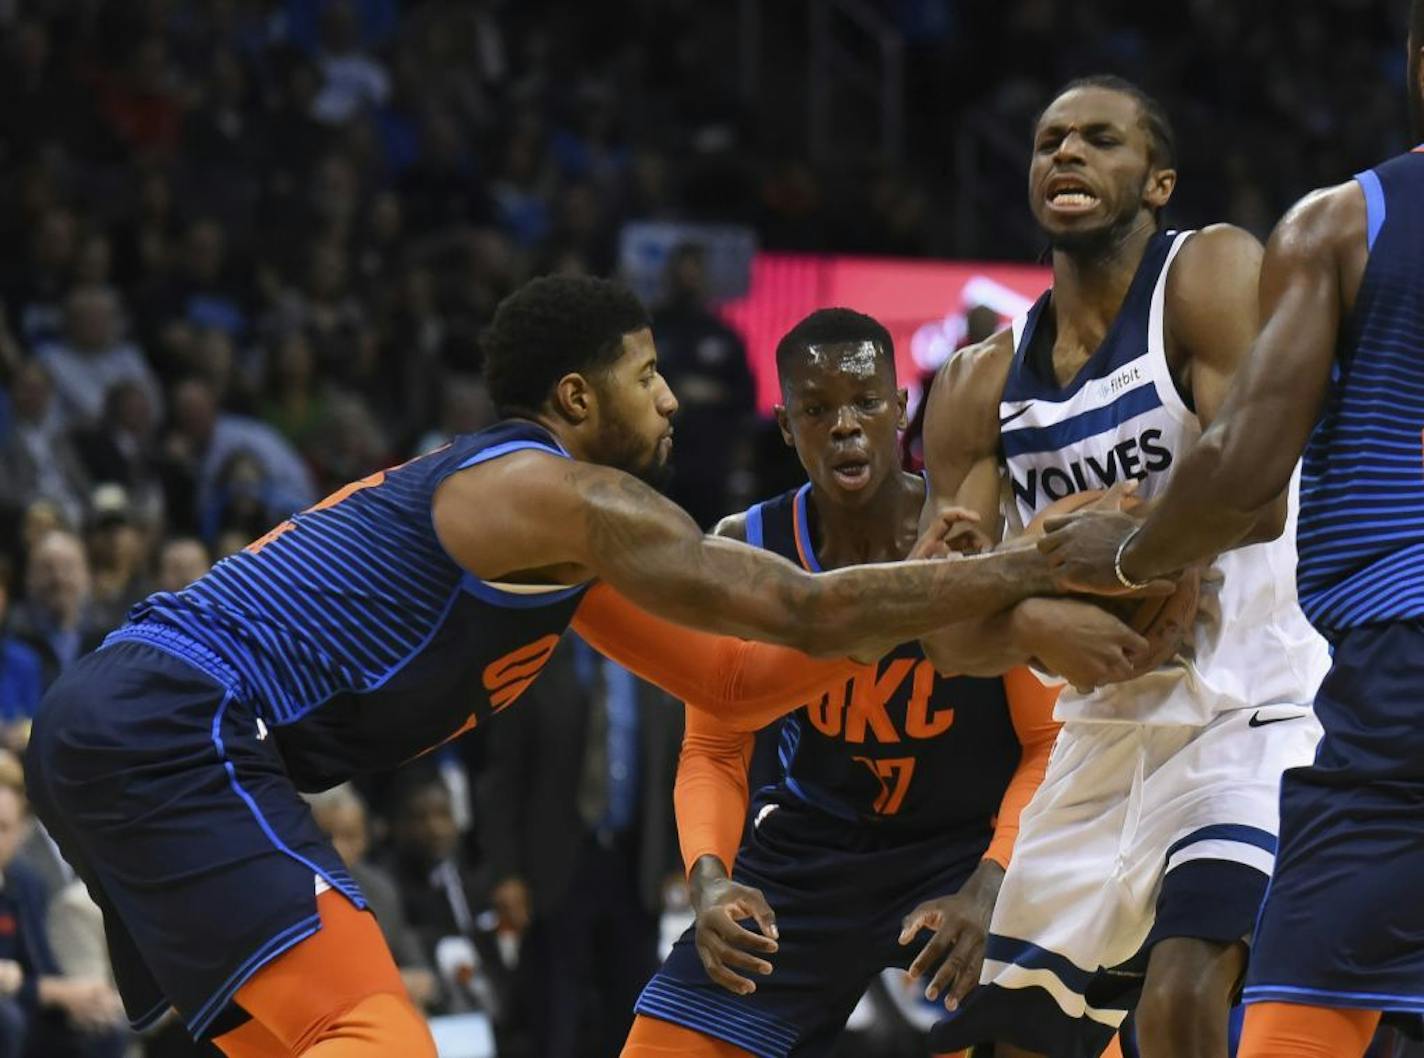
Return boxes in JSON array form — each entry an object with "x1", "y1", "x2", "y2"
[
  {"x1": 25, "y1": 420, "x2": 853, "y2": 1042},
  {"x1": 628, "y1": 483, "x2": 1059, "y2": 1058}
]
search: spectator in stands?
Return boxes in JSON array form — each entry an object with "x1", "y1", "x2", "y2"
[
  {"x1": 258, "y1": 329, "x2": 329, "y2": 453},
  {"x1": 0, "y1": 362, "x2": 89, "y2": 531},
  {"x1": 0, "y1": 751, "x2": 126, "y2": 1058},
  {"x1": 153, "y1": 537, "x2": 210, "y2": 594},
  {"x1": 311, "y1": 1, "x2": 392, "y2": 126},
  {"x1": 649, "y1": 244, "x2": 756, "y2": 527},
  {"x1": 411, "y1": 374, "x2": 495, "y2": 456},
  {"x1": 72, "y1": 380, "x2": 165, "y2": 530},
  {"x1": 36, "y1": 285, "x2": 162, "y2": 430},
  {"x1": 380, "y1": 769, "x2": 514, "y2": 1033},
  {"x1": 83, "y1": 486, "x2": 149, "y2": 634},
  {"x1": 306, "y1": 784, "x2": 440, "y2": 1012},
  {"x1": 9, "y1": 532, "x2": 103, "y2": 689},
  {"x1": 1, "y1": 208, "x2": 76, "y2": 352},
  {"x1": 0, "y1": 559, "x2": 42, "y2": 751},
  {"x1": 477, "y1": 638, "x2": 684, "y2": 1058},
  {"x1": 137, "y1": 218, "x2": 249, "y2": 344},
  {"x1": 162, "y1": 376, "x2": 316, "y2": 537}
]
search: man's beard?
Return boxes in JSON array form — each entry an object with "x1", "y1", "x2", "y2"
[
  {"x1": 601, "y1": 419, "x2": 673, "y2": 491},
  {"x1": 1047, "y1": 206, "x2": 1143, "y2": 257}
]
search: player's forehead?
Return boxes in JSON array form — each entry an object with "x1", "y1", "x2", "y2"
[
  {"x1": 784, "y1": 340, "x2": 894, "y2": 389},
  {"x1": 1036, "y1": 87, "x2": 1142, "y2": 138},
  {"x1": 609, "y1": 326, "x2": 657, "y2": 372}
]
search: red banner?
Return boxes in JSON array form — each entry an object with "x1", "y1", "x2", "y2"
[{"x1": 719, "y1": 253, "x2": 1051, "y2": 412}]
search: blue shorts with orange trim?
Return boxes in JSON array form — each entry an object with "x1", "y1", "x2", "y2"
[
  {"x1": 1245, "y1": 621, "x2": 1424, "y2": 1017},
  {"x1": 26, "y1": 631, "x2": 364, "y2": 1040},
  {"x1": 634, "y1": 792, "x2": 990, "y2": 1058}
]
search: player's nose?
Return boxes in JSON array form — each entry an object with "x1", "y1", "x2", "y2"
[
  {"x1": 656, "y1": 377, "x2": 678, "y2": 418},
  {"x1": 829, "y1": 406, "x2": 860, "y2": 437}
]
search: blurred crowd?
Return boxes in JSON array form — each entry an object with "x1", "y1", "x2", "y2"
[{"x1": 0, "y1": 0, "x2": 1416, "y2": 1055}]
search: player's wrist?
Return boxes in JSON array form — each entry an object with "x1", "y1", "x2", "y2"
[
  {"x1": 688, "y1": 854, "x2": 731, "y2": 910},
  {"x1": 1116, "y1": 528, "x2": 1152, "y2": 589},
  {"x1": 1005, "y1": 546, "x2": 1056, "y2": 598}
]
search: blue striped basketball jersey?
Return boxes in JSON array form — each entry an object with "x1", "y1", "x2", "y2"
[
  {"x1": 116, "y1": 420, "x2": 589, "y2": 788},
  {"x1": 1295, "y1": 148, "x2": 1424, "y2": 633},
  {"x1": 743, "y1": 483, "x2": 1021, "y2": 832},
  {"x1": 1000, "y1": 230, "x2": 1328, "y2": 724}
]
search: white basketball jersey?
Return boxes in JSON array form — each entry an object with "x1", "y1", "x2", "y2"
[{"x1": 998, "y1": 230, "x2": 1329, "y2": 725}]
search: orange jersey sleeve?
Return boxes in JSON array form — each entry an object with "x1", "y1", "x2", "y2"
[
  {"x1": 674, "y1": 703, "x2": 755, "y2": 876},
  {"x1": 983, "y1": 666, "x2": 1062, "y2": 868},
  {"x1": 570, "y1": 582, "x2": 856, "y2": 731}
]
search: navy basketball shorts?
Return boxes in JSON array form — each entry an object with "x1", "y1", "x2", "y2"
[
  {"x1": 1245, "y1": 620, "x2": 1424, "y2": 1016},
  {"x1": 634, "y1": 793, "x2": 988, "y2": 1058},
  {"x1": 25, "y1": 629, "x2": 364, "y2": 1040}
]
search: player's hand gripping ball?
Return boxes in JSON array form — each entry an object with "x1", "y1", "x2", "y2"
[{"x1": 1026, "y1": 486, "x2": 1200, "y2": 679}]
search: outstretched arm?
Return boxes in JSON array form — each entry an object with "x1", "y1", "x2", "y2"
[
  {"x1": 570, "y1": 583, "x2": 852, "y2": 727},
  {"x1": 675, "y1": 704, "x2": 755, "y2": 877},
  {"x1": 436, "y1": 447, "x2": 1061, "y2": 659},
  {"x1": 1040, "y1": 192, "x2": 1359, "y2": 585}
]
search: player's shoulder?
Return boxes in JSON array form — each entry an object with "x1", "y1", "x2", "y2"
[
  {"x1": 1268, "y1": 180, "x2": 1367, "y2": 261},
  {"x1": 1164, "y1": 224, "x2": 1265, "y2": 337},
  {"x1": 711, "y1": 510, "x2": 749, "y2": 542},
  {"x1": 1170, "y1": 223, "x2": 1263, "y2": 291},
  {"x1": 939, "y1": 328, "x2": 1017, "y2": 405}
]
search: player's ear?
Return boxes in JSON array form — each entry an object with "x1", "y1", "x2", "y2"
[
  {"x1": 1145, "y1": 166, "x2": 1177, "y2": 212},
  {"x1": 896, "y1": 387, "x2": 909, "y2": 430},
  {"x1": 774, "y1": 405, "x2": 794, "y2": 447},
  {"x1": 552, "y1": 372, "x2": 595, "y2": 425}
]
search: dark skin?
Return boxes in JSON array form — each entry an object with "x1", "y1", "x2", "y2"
[
  {"x1": 433, "y1": 327, "x2": 1115, "y2": 670},
  {"x1": 1039, "y1": 173, "x2": 1370, "y2": 589},
  {"x1": 686, "y1": 343, "x2": 1005, "y2": 1008},
  {"x1": 921, "y1": 86, "x2": 1282, "y2": 1058}
]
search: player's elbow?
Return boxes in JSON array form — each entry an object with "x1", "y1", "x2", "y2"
[{"x1": 1242, "y1": 491, "x2": 1289, "y2": 545}]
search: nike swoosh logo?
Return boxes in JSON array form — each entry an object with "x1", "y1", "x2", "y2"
[
  {"x1": 1248, "y1": 711, "x2": 1304, "y2": 728},
  {"x1": 999, "y1": 407, "x2": 1032, "y2": 427}
]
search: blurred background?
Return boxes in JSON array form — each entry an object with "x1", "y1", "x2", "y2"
[{"x1": 0, "y1": 0, "x2": 1414, "y2": 1055}]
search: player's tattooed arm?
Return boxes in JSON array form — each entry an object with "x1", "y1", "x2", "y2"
[
  {"x1": 572, "y1": 462, "x2": 1063, "y2": 655},
  {"x1": 1043, "y1": 187, "x2": 1359, "y2": 586},
  {"x1": 435, "y1": 447, "x2": 1067, "y2": 657}
]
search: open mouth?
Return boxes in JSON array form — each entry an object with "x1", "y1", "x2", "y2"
[
  {"x1": 830, "y1": 458, "x2": 872, "y2": 490},
  {"x1": 1046, "y1": 178, "x2": 1100, "y2": 214}
]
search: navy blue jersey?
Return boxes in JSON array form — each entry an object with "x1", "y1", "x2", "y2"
[
  {"x1": 744, "y1": 483, "x2": 1021, "y2": 833},
  {"x1": 1296, "y1": 149, "x2": 1424, "y2": 633},
  {"x1": 118, "y1": 420, "x2": 589, "y2": 788}
]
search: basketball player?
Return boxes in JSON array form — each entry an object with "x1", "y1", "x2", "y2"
[
  {"x1": 919, "y1": 78, "x2": 1330, "y2": 1058},
  {"x1": 621, "y1": 308, "x2": 1152, "y2": 1058},
  {"x1": 25, "y1": 276, "x2": 1099, "y2": 1058},
  {"x1": 1037, "y1": 9, "x2": 1424, "y2": 1057}
]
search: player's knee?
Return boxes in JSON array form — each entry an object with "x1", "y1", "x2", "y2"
[{"x1": 1135, "y1": 959, "x2": 1231, "y2": 1057}]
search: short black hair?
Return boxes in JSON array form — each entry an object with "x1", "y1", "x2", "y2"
[
  {"x1": 774, "y1": 308, "x2": 895, "y2": 381},
  {"x1": 482, "y1": 275, "x2": 651, "y2": 417},
  {"x1": 1414, "y1": 0, "x2": 1424, "y2": 44},
  {"x1": 1046, "y1": 75, "x2": 1177, "y2": 170}
]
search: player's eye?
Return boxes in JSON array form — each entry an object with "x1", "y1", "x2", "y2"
[
  {"x1": 857, "y1": 396, "x2": 883, "y2": 411},
  {"x1": 1092, "y1": 135, "x2": 1119, "y2": 148},
  {"x1": 803, "y1": 404, "x2": 825, "y2": 417}
]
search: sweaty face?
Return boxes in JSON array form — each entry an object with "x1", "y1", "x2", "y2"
[
  {"x1": 589, "y1": 328, "x2": 679, "y2": 487},
  {"x1": 777, "y1": 342, "x2": 906, "y2": 508},
  {"x1": 1029, "y1": 87, "x2": 1173, "y2": 253}
]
